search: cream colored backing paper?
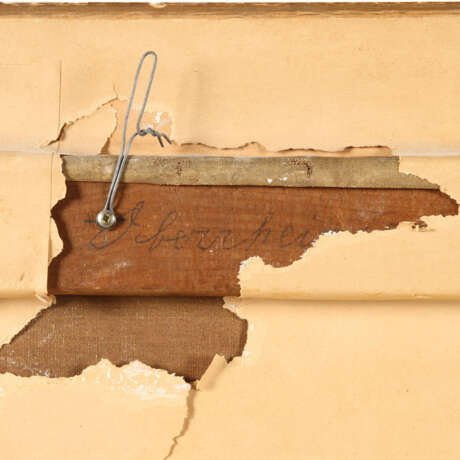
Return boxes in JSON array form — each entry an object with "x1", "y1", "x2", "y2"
[
  {"x1": 3, "y1": 12, "x2": 460, "y2": 154},
  {"x1": 240, "y1": 157, "x2": 460, "y2": 300},
  {"x1": 1, "y1": 7, "x2": 460, "y2": 460},
  {"x1": 0, "y1": 63, "x2": 60, "y2": 151},
  {"x1": 0, "y1": 152, "x2": 65, "y2": 344},
  {"x1": 172, "y1": 298, "x2": 460, "y2": 460},
  {"x1": 0, "y1": 360, "x2": 189, "y2": 460}
]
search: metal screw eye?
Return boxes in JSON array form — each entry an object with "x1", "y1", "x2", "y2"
[{"x1": 96, "y1": 209, "x2": 117, "y2": 230}]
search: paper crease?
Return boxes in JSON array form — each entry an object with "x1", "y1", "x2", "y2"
[{"x1": 0, "y1": 152, "x2": 66, "y2": 345}]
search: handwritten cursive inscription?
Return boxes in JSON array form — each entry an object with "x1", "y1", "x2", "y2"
[{"x1": 86, "y1": 201, "x2": 312, "y2": 252}]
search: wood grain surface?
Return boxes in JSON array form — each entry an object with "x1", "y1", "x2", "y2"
[
  {"x1": 48, "y1": 182, "x2": 458, "y2": 296},
  {"x1": 2, "y1": 2, "x2": 459, "y2": 19}
]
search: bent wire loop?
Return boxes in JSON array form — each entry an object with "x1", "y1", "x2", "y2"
[{"x1": 96, "y1": 51, "x2": 171, "y2": 229}]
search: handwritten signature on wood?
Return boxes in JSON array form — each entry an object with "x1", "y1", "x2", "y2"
[{"x1": 85, "y1": 201, "x2": 312, "y2": 252}]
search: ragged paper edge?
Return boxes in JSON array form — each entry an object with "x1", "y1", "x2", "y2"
[
  {"x1": 45, "y1": 95, "x2": 460, "y2": 159},
  {"x1": 48, "y1": 152, "x2": 67, "y2": 265},
  {"x1": 7, "y1": 15, "x2": 460, "y2": 154},
  {"x1": 50, "y1": 96, "x2": 394, "y2": 158},
  {"x1": 0, "y1": 152, "x2": 66, "y2": 347},
  {"x1": 0, "y1": 358, "x2": 191, "y2": 404},
  {"x1": 237, "y1": 155, "x2": 460, "y2": 300},
  {"x1": 40, "y1": 151, "x2": 66, "y2": 306},
  {"x1": 0, "y1": 298, "x2": 48, "y2": 346},
  {"x1": 45, "y1": 97, "x2": 118, "y2": 155},
  {"x1": 161, "y1": 297, "x2": 249, "y2": 459},
  {"x1": 166, "y1": 296, "x2": 460, "y2": 460},
  {"x1": 163, "y1": 297, "x2": 263, "y2": 459},
  {"x1": 0, "y1": 358, "x2": 190, "y2": 460}
]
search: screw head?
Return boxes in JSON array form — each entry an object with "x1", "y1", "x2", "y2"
[{"x1": 96, "y1": 209, "x2": 116, "y2": 229}]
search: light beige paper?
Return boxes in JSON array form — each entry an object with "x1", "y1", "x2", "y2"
[
  {"x1": 0, "y1": 152, "x2": 65, "y2": 346},
  {"x1": 0, "y1": 152, "x2": 65, "y2": 300},
  {"x1": 0, "y1": 298, "x2": 48, "y2": 345},
  {"x1": 2, "y1": 13, "x2": 460, "y2": 153},
  {"x1": 0, "y1": 62, "x2": 60, "y2": 151},
  {"x1": 240, "y1": 156, "x2": 460, "y2": 300},
  {"x1": 173, "y1": 298, "x2": 460, "y2": 460},
  {"x1": 1, "y1": 9, "x2": 460, "y2": 459},
  {"x1": 53, "y1": 102, "x2": 117, "y2": 155},
  {"x1": 0, "y1": 359, "x2": 190, "y2": 460}
]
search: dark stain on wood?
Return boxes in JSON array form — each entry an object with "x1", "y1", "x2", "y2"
[
  {"x1": 0, "y1": 296, "x2": 246, "y2": 382},
  {"x1": 48, "y1": 182, "x2": 458, "y2": 296}
]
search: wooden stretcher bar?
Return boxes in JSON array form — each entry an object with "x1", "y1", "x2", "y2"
[
  {"x1": 61, "y1": 154, "x2": 437, "y2": 189},
  {"x1": 48, "y1": 155, "x2": 458, "y2": 297}
]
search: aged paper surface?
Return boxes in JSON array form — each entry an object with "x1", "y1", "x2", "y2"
[
  {"x1": 240, "y1": 156, "x2": 460, "y2": 300},
  {"x1": 0, "y1": 7, "x2": 459, "y2": 459},
  {"x1": 0, "y1": 62, "x2": 60, "y2": 152},
  {"x1": 0, "y1": 299, "x2": 47, "y2": 345},
  {"x1": 54, "y1": 103, "x2": 117, "y2": 155},
  {"x1": 0, "y1": 360, "x2": 189, "y2": 460},
  {"x1": 0, "y1": 152, "x2": 65, "y2": 345},
  {"x1": 1, "y1": 12, "x2": 460, "y2": 153},
  {"x1": 172, "y1": 298, "x2": 460, "y2": 460},
  {"x1": 0, "y1": 152, "x2": 65, "y2": 300}
]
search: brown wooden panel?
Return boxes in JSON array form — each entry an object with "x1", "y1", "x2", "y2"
[
  {"x1": 48, "y1": 182, "x2": 458, "y2": 296},
  {"x1": 0, "y1": 296, "x2": 246, "y2": 382}
]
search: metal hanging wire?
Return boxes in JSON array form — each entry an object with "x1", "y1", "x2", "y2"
[{"x1": 96, "y1": 51, "x2": 171, "y2": 229}]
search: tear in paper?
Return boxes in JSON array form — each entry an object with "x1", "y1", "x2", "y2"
[
  {"x1": 171, "y1": 297, "x2": 460, "y2": 459},
  {"x1": 239, "y1": 157, "x2": 460, "y2": 300},
  {"x1": 0, "y1": 359, "x2": 189, "y2": 460},
  {"x1": 0, "y1": 152, "x2": 65, "y2": 345}
]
